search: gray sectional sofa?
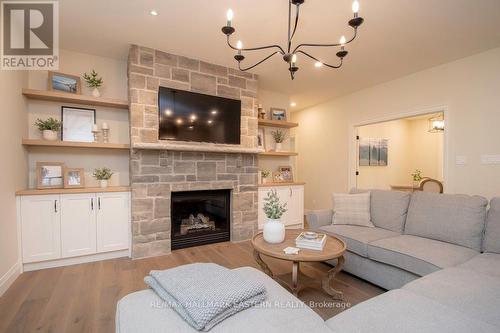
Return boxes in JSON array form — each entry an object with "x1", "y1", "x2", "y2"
[{"x1": 116, "y1": 192, "x2": 500, "y2": 332}]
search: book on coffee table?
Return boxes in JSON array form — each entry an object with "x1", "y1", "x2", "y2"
[{"x1": 295, "y1": 232, "x2": 327, "y2": 251}]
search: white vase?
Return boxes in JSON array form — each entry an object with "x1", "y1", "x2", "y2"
[
  {"x1": 262, "y1": 177, "x2": 268, "y2": 184},
  {"x1": 99, "y1": 179, "x2": 108, "y2": 188},
  {"x1": 263, "y1": 219, "x2": 285, "y2": 244},
  {"x1": 275, "y1": 142, "x2": 282, "y2": 152},
  {"x1": 92, "y1": 87, "x2": 101, "y2": 98},
  {"x1": 42, "y1": 130, "x2": 58, "y2": 141}
]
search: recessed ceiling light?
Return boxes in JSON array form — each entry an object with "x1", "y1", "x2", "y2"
[
  {"x1": 176, "y1": 118, "x2": 183, "y2": 125},
  {"x1": 290, "y1": 102, "x2": 297, "y2": 107},
  {"x1": 207, "y1": 120, "x2": 213, "y2": 124},
  {"x1": 190, "y1": 114, "x2": 197, "y2": 121},
  {"x1": 150, "y1": 10, "x2": 158, "y2": 16},
  {"x1": 164, "y1": 109, "x2": 172, "y2": 116},
  {"x1": 211, "y1": 110, "x2": 218, "y2": 115},
  {"x1": 314, "y1": 61, "x2": 323, "y2": 68}
]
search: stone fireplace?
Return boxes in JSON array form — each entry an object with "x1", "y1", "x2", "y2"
[{"x1": 128, "y1": 45, "x2": 260, "y2": 258}]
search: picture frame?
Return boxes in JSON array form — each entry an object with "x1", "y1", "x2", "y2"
[
  {"x1": 278, "y1": 165, "x2": 294, "y2": 182},
  {"x1": 61, "y1": 106, "x2": 96, "y2": 142},
  {"x1": 359, "y1": 138, "x2": 389, "y2": 167},
  {"x1": 257, "y1": 128, "x2": 266, "y2": 150},
  {"x1": 36, "y1": 162, "x2": 65, "y2": 189},
  {"x1": 272, "y1": 171, "x2": 286, "y2": 183},
  {"x1": 270, "y1": 107, "x2": 287, "y2": 121},
  {"x1": 64, "y1": 168, "x2": 85, "y2": 188},
  {"x1": 48, "y1": 71, "x2": 81, "y2": 94}
]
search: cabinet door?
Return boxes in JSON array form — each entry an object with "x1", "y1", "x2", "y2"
[
  {"x1": 60, "y1": 193, "x2": 97, "y2": 258},
  {"x1": 286, "y1": 186, "x2": 304, "y2": 228},
  {"x1": 96, "y1": 192, "x2": 130, "y2": 253},
  {"x1": 20, "y1": 195, "x2": 61, "y2": 263}
]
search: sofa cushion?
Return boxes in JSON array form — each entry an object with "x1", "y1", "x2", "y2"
[
  {"x1": 325, "y1": 289, "x2": 498, "y2": 333},
  {"x1": 319, "y1": 224, "x2": 399, "y2": 257},
  {"x1": 367, "y1": 235, "x2": 478, "y2": 276},
  {"x1": 404, "y1": 191, "x2": 488, "y2": 251},
  {"x1": 403, "y1": 267, "x2": 500, "y2": 327},
  {"x1": 457, "y1": 253, "x2": 500, "y2": 278},
  {"x1": 331, "y1": 192, "x2": 374, "y2": 227},
  {"x1": 484, "y1": 197, "x2": 500, "y2": 253},
  {"x1": 351, "y1": 189, "x2": 411, "y2": 233},
  {"x1": 116, "y1": 267, "x2": 331, "y2": 333}
]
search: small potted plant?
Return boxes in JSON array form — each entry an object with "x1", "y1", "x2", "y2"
[
  {"x1": 93, "y1": 167, "x2": 113, "y2": 188},
  {"x1": 411, "y1": 169, "x2": 423, "y2": 188},
  {"x1": 261, "y1": 170, "x2": 270, "y2": 184},
  {"x1": 262, "y1": 189, "x2": 287, "y2": 243},
  {"x1": 271, "y1": 129, "x2": 287, "y2": 152},
  {"x1": 34, "y1": 117, "x2": 61, "y2": 141},
  {"x1": 83, "y1": 69, "x2": 104, "y2": 97}
]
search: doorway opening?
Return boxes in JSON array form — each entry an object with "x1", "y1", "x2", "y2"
[{"x1": 354, "y1": 112, "x2": 445, "y2": 191}]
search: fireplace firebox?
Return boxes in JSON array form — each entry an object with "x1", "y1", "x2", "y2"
[{"x1": 171, "y1": 189, "x2": 231, "y2": 250}]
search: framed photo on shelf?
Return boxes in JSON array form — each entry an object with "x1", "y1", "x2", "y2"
[
  {"x1": 61, "y1": 106, "x2": 96, "y2": 142},
  {"x1": 272, "y1": 171, "x2": 287, "y2": 183},
  {"x1": 36, "y1": 162, "x2": 65, "y2": 189},
  {"x1": 48, "y1": 71, "x2": 82, "y2": 94},
  {"x1": 64, "y1": 168, "x2": 85, "y2": 188},
  {"x1": 270, "y1": 108, "x2": 287, "y2": 121},
  {"x1": 278, "y1": 166, "x2": 294, "y2": 182},
  {"x1": 257, "y1": 128, "x2": 266, "y2": 150}
]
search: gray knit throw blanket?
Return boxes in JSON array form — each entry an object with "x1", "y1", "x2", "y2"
[{"x1": 144, "y1": 263, "x2": 267, "y2": 331}]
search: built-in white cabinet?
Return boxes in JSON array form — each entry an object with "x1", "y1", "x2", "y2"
[
  {"x1": 60, "y1": 193, "x2": 97, "y2": 258},
  {"x1": 97, "y1": 192, "x2": 130, "y2": 253},
  {"x1": 20, "y1": 195, "x2": 61, "y2": 263},
  {"x1": 19, "y1": 191, "x2": 130, "y2": 265},
  {"x1": 258, "y1": 185, "x2": 304, "y2": 229}
]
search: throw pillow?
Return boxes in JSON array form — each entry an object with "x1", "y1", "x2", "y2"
[{"x1": 331, "y1": 192, "x2": 374, "y2": 227}]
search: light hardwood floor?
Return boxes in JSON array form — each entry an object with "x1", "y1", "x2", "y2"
[{"x1": 0, "y1": 241, "x2": 384, "y2": 333}]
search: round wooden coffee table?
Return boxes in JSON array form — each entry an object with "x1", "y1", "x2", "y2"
[{"x1": 252, "y1": 229, "x2": 346, "y2": 299}]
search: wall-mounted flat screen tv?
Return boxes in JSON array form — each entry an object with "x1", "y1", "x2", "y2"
[{"x1": 158, "y1": 87, "x2": 241, "y2": 144}]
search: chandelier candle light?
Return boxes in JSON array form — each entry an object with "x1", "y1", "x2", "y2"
[{"x1": 221, "y1": 0, "x2": 364, "y2": 79}]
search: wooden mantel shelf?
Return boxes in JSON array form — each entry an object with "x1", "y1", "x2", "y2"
[
  {"x1": 22, "y1": 139, "x2": 130, "y2": 150},
  {"x1": 22, "y1": 88, "x2": 129, "y2": 109},
  {"x1": 133, "y1": 141, "x2": 264, "y2": 154},
  {"x1": 16, "y1": 186, "x2": 130, "y2": 196},
  {"x1": 258, "y1": 119, "x2": 298, "y2": 128},
  {"x1": 259, "y1": 151, "x2": 298, "y2": 157}
]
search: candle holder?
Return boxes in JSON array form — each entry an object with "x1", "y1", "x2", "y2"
[
  {"x1": 92, "y1": 130, "x2": 100, "y2": 143},
  {"x1": 102, "y1": 128, "x2": 109, "y2": 143}
]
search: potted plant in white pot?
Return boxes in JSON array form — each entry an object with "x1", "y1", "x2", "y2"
[
  {"x1": 83, "y1": 69, "x2": 104, "y2": 97},
  {"x1": 261, "y1": 170, "x2": 270, "y2": 184},
  {"x1": 262, "y1": 189, "x2": 287, "y2": 243},
  {"x1": 34, "y1": 117, "x2": 61, "y2": 141},
  {"x1": 411, "y1": 169, "x2": 423, "y2": 188},
  {"x1": 93, "y1": 167, "x2": 113, "y2": 188},
  {"x1": 271, "y1": 129, "x2": 287, "y2": 152}
]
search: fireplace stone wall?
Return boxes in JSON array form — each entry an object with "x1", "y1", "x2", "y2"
[{"x1": 128, "y1": 45, "x2": 259, "y2": 258}]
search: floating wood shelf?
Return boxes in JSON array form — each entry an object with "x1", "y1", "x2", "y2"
[
  {"x1": 258, "y1": 182, "x2": 306, "y2": 187},
  {"x1": 259, "y1": 151, "x2": 298, "y2": 157},
  {"x1": 22, "y1": 88, "x2": 129, "y2": 109},
  {"x1": 16, "y1": 186, "x2": 130, "y2": 196},
  {"x1": 258, "y1": 119, "x2": 299, "y2": 128},
  {"x1": 22, "y1": 139, "x2": 130, "y2": 150}
]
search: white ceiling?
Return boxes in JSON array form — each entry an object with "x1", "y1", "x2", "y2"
[{"x1": 59, "y1": 0, "x2": 500, "y2": 110}]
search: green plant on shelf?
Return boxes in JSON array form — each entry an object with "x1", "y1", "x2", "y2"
[
  {"x1": 263, "y1": 189, "x2": 287, "y2": 219},
  {"x1": 34, "y1": 117, "x2": 61, "y2": 131},
  {"x1": 271, "y1": 129, "x2": 287, "y2": 143},
  {"x1": 93, "y1": 167, "x2": 114, "y2": 180},
  {"x1": 83, "y1": 69, "x2": 103, "y2": 88}
]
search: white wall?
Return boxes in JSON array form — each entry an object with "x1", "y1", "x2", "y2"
[
  {"x1": 293, "y1": 47, "x2": 500, "y2": 209},
  {"x1": 27, "y1": 49, "x2": 129, "y2": 187},
  {"x1": 0, "y1": 70, "x2": 28, "y2": 295}
]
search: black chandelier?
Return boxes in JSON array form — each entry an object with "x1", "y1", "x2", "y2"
[{"x1": 221, "y1": 0, "x2": 364, "y2": 80}]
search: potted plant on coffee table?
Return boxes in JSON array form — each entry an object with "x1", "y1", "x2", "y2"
[
  {"x1": 93, "y1": 167, "x2": 114, "y2": 188},
  {"x1": 262, "y1": 189, "x2": 287, "y2": 243},
  {"x1": 34, "y1": 117, "x2": 61, "y2": 141}
]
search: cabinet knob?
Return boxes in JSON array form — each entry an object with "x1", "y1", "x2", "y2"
[
  {"x1": 98, "y1": 197, "x2": 101, "y2": 210},
  {"x1": 290, "y1": 188, "x2": 293, "y2": 197},
  {"x1": 54, "y1": 200, "x2": 57, "y2": 213},
  {"x1": 91, "y1": 198, "x2": 94, "y2": 210}
]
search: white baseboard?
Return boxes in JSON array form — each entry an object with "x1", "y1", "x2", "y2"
[
  {"x1": 0, "y1": 261, "x2": 21, "y2": 297},
  {"x1": 23, "y1": 250, "x2": 129, "y2": 272}
]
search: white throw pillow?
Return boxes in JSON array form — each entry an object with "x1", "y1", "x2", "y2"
[{"x1": 331, "y1": 192, "x2": 374, "y2": 227}]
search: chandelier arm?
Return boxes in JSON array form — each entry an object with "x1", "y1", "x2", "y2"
[
  {"x1": 238, "y1": 52, "x2": 279, "y2": 71},
  {"x1": 292, "y1": 28, "x2": 357, "y2": 54},
  {"x1": 296, "y1": 50, "x2": 343, "y2": 69},
  {"x1": 227, "y1": 35, "x2": 285, "y2": 54}
]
